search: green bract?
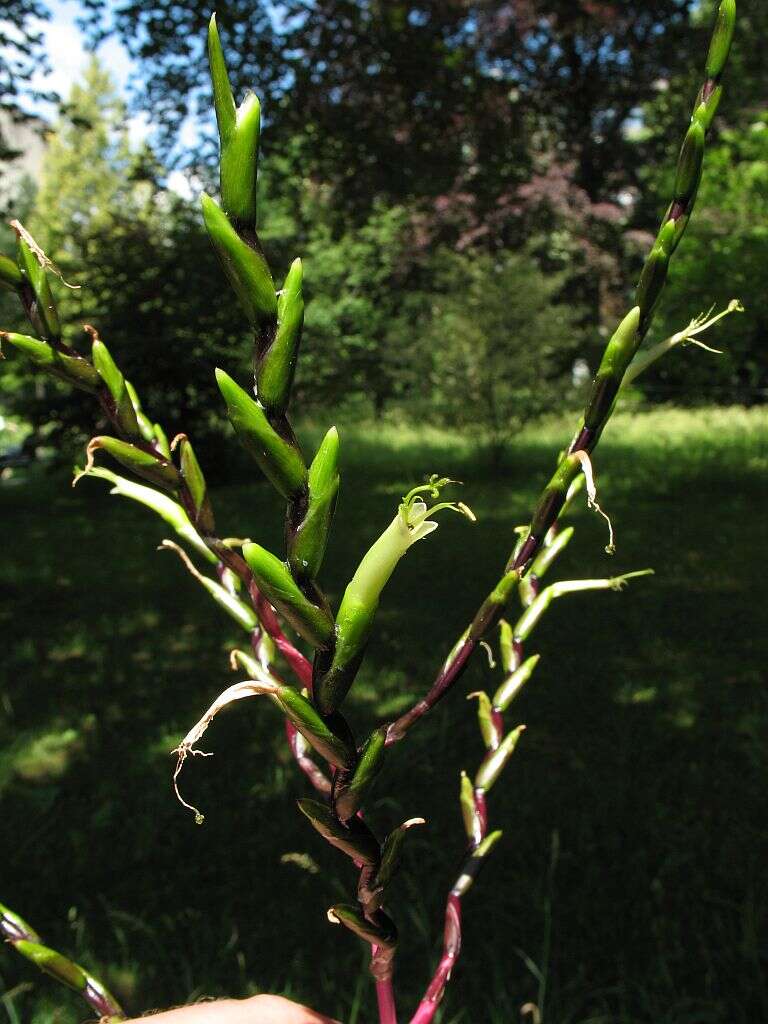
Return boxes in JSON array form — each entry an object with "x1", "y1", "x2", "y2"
[
  {"x1": 216, "y1": 368, "x2": 307, "y2": 498},
  {"x1": 242, "y1": 542, "x2": 334, "y2": 648},
  {"x1": 16, "y1": 236, "x2": 60, "y2": 341},
  {"x1": 202, "y1": 195, "x2": 276, "y2": 328},
  {"x1": 258, "y1": 258, "x2": 304, "y2": 413}
]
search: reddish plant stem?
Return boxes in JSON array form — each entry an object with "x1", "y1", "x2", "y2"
[
  {"x1": 410, "y1": 895, "x2": 462, "y2": 1024},
  {"x1": 246, "y1": 578, "x2": 313, "y2": 687},
  {"x1": 244, "y1": 630, "x2": 330, "y2": 796},
  {"x1": 375, "y1": 972, "x2": 399, "y2": 1024}
]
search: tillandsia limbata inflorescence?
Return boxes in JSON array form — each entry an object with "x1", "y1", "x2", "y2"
[{"x1": 0, "y1": 3, "x2": 739, "y2": 1021}]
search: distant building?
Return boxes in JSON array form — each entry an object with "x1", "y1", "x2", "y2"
[{"x1": 0, "y1": 112, "x2": 47, "y2": 212}]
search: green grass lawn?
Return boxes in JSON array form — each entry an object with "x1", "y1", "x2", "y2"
[{"x1": 1, "y1": 407, "x2": 767, "y2": 1024}]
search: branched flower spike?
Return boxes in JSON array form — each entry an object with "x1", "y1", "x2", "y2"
[
  {"x1": 387, "y1": 0, "x2": 737, "y2": 748},
  {"x1": 0, "y1": 5, "x2": 739, "y2": 1024}
]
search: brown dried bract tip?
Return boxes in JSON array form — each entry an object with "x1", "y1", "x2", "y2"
[
  {"x1": 573, "y1": 450, "x2": 616, "y2": 555},
  {"x1": 9, "y1": 220, "x2": 81, "y2": 289}
]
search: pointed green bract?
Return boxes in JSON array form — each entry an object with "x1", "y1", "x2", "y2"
[
  {"x1": 674, "y1": 123, "x2": 705, "y2": 203},
  {"x1": 202, "y1": 194, "x2": 276, "y2": 327},
  {"x1": 92, "y1": 339, "x2": 140, "y2": 439},
  {"x1": 208, "y1": 15, "x2": 260, "y2": 224},
  {"x1": 288, "y1": 425, "x2": 340, "y2": 581},
  {"x1": 373, "y1": 818, "x2": 423, "y2": 893},
  {"x1": 0, "y1": 331, "x2": 100, "y2": 392},
  {"x1": 585, "y1": 307, "x2": 642, "y2": 430},
  {"x1": 297, "y1": 799, "x2": 380, "y2": 866},
  {"x1": 528, "y1": 454, "x2": 581, "y2": 541},
  {"x1": 492, "y1": 654, "x2": 540, "y2": 711},
  {"x1": 78, "y1": 465, "x2": 215, "y2": 563},
  {"x1": 328, "y1": 904, "x2": 397, "y2": 948},
  {"x1": 314, "y1": 593, "x2": 373, "y2": 715},
  {"x1": 498, "y1": 618, "x2": 515, "y2": 673},
  {"x1": 16, "y1": 237, "x2": 60, "y2": 341},
  {"x1": 258, "y1": 258, "x2": 304, "y2": 412},
  {"x1": 272, "y1": 685, "x2": 355, "y2": 768},
  {"x1": 125, "y1": 380, "x2": 156, "y2": 443},
  {"x1": 334, "y1": 725, "x2": 387, "y2": 820},
  {"x1": 220, "y1": 92, "x2": 261, "y2": 224},
  {"x1": 475, "y1": 725, "x2": 525, "y2": 791},
  {"x1": 694, "y1": 82, "x2": 723, "y2": 131},
  {"x1": 153, "y1": 422, "x2": 171, "y2": 458},
  {"x1": 216, "y1": 368, "x2": 307, "y2": 499},
  {"x1": 706, "y1": 0, "x2": 737, "y2": 79},
  {"x1": 208, "y1": 14, "x2": 236, "y2": 145},
  {"x1": 88, "y1": 436, "x2": 181, "y2": 491},
  {"x1": 460, "y1": 770, "x2": 478, "y2": 841},
  {"x1": 469, "y1": 691, "x2": 497, "y2": 750},
  {"x1": 176, "y1": 434, "x2": 214, "y2": 533},
  {"x1": 242, "y1": 541, "x2": 334, "y2": 648},
  {"x1": 14, "y1": 940, "x2": 87, "y2": 992}
]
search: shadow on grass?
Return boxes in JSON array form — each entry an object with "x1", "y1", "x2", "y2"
[{"x1": 1, "y1": 408, "x2": 766, "y2": 1024}]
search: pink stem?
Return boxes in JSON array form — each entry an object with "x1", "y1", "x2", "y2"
[
  {"x1": 410, "y1": 895, "x2": 462, "y2": 1024},
  {"x1": 248, "y1": 580, "x2": 313, "y2": 688},
  {"x1": 375, "y1": 974, "x2": 398, "y2": 1024},
  {"x1": 284, "y1": 718, "x2": 332, "y2": 796}
]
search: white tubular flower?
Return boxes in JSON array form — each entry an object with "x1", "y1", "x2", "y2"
[{"x1": 343, "y1": 477, "x2": 476, "y2": 613}]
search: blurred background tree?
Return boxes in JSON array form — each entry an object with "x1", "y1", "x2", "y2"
[
  {"x1": 3, "y1": 0, "x2": 765, "y2": 456},
  {"x1": 420, "y1": 250, "x2": 584, "y2": 454}
]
